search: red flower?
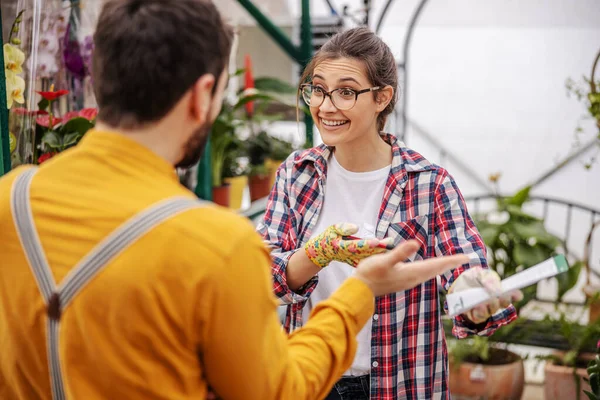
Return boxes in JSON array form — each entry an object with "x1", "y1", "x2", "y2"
[
  {"x1": 244, "y1": 54, "x2": 255, "y2": 118},
  {"x1": 38, "y1": 152, "x2": 57, "y2": 164},
  {"x1": 62, "y1": 108, "x2": 98, "y2": 124},
  {"x1": 62, "y1": 111, "x2": 80, "y2": 123},
  {"x1": 36, "y1": 89, "x2": 69, "y2": 101},
  {"x1": 78, "y1": 108, "x2": 98, "y2": 121},
  {"x1": 36, "y1": 115, "x2": 62, "y2": 128}
]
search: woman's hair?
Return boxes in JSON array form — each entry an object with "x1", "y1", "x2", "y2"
[{"x1": 299, "y1": 27, "x2": 398, "y2": 132}]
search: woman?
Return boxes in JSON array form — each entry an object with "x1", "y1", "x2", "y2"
[{"x1": 258, "y1": 27, "x2": 520, "y2": 400}]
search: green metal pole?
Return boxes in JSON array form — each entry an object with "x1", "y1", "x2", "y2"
[
  {"x1": 236, "y1": 0, "x2": 302, "y2": 64},
  {"x1": 300, "y1": 0, "x2": 314, "y2": 146},
  {"x1": 0, "y1": 7, "x2": 12, "y2": 176},
  {"x1": 195, "y1": 138, "x2": 213, "y2": 200}
]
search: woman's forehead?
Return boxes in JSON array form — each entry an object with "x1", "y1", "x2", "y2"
[{"x1": 313, "y1": 58, "x2": 368, "y2": 85}]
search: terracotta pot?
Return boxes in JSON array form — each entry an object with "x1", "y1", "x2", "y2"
[
  {"x1": 544, "y1": 352, "x2": 594, "y2": 400},
  {"x1": 224, "y1": 175, "x2": 248, "y2": 210},
  {"x1": 249, "y1": 174, "x2": 271, "y2": 202},
  {"x1": 212, "y1": 184, "x2": 230, "y2": 207},
  {"x1": 449, "y1": 348, "x2": 524, "y2": 400}
]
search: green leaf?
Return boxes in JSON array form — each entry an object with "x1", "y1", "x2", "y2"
[
  {"x1": 62, "y1": 132, "x2": 82, "y2": 148},
  {"x1": 513, "y1": 242, "x2": 549, "y2": 267},
  {"x1": 505, "y1": 185, "x2": 531, "y2": 208},
  {"x1": 59, "y1": 117, "x2": 94, "y2": 137},
  {"x1": 254, "y1": 77, "x2": 298, "y2": 94},
  {"x1": 232, "y1": 68, "x2": 246, "y2": 77},
  {"x1": 38, "y1": 98, "x2": 49, "y2": 111},
  {"x1": 511, "y1": 220, "x2": 561, "y2": 249},
  {"x1": 505, "y1": 204, "x2": 540, "y2": 222},
  {"x1": 41, "y1": 131, "x2": 62, "y2": 149},
  {"x1": 557, "y1": 260, "x2": 583, "y2": 300},
  {"x1": 476, "y1": 221, "x2": 501, "y2": 245}
]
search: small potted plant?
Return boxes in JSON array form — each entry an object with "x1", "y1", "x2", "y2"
[
  {"x1": 246, "y1": 130, "x2": 272, "y2": 202},
  {"x1": 266, "y1": 136, "x2": 295, "y2": 187},
  {"x1": 222, "y1": 136, "x2": 249, "y2": 210},
  {"x1": 210, "y1": 112, "x2": 237, "y2": 207},
  {"x1": 448, "y1": 335, "x2": 526, "y2": 400}
]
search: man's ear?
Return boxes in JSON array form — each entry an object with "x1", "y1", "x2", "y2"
[
  {"x1": 190, "y1": 74, "x2": 216, "y2": 123},
  {"x1": 376, "y1": 85, "x2": 394, "y2": 112}
]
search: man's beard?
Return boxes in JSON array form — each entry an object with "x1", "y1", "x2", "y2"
[{"x1": 175, "y1": 120, "x2": 212, "y2": 169}]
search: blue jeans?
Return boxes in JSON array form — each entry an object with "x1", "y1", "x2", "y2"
[{"x1": 325, "y1": 375, "x2": 370, "y2": 400}]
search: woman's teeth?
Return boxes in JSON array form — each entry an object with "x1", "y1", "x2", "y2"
[{"x1": 322, "y1": 119, "x2": 349, "y2": 127}]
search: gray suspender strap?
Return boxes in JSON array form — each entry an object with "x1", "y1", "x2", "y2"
[{"x1": 10, "y1": 167, "x2": 207, "y2": 400}]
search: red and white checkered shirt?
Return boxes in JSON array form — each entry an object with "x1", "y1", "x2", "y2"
[{"x1": 257, "y1": 133, "x2": 517, "y2": 399}]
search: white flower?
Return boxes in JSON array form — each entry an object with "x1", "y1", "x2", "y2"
[
  {"x1": 35, "y1": 52, "x2": 59, "y2": 78},
  {"x1": 5, "y1": 71, "x2": 25, "y2": 109}
]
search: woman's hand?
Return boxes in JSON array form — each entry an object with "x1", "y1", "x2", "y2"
[
  {"x1": 304, "y1": 223, "x2": 394, "y2": 268},
  {"x1": 449, "y1": 267, "x2": 523, "y2": 323}
]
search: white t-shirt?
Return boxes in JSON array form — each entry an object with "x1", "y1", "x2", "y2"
[{"x1": 301, "y1": 154, "x2": 391, "y2": 376}]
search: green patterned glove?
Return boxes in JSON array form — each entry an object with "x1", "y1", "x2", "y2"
[{"x1": 304, "y1": 223, "x2": 394, "y2": 268}]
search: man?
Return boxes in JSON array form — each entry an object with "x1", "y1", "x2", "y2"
[{"x1": 0, "y1": 1, "x2": 468, "y2": 399}]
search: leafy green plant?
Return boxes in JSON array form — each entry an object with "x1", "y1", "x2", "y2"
[
  {"x1": 269, "y1": 136, "x2": 296, "y2": 161},
  {"x1": 474, "y1": 185, "x2": 582, "y2": 309},
  {"x1": 210, "y1": 71, "x2": 303, "y2": 186},
  {"x1": 246, "y1": 130, "x2": 271, "y2": 177}
]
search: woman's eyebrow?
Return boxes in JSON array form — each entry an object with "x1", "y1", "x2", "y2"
[{"x1": 313, "y1": 74, "x2": 361, "y2": 86}]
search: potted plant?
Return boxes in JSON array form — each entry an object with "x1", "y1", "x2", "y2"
[
  {"x1": 246, "y1": 130, "x2": 272, "y2": 202},
  {"x1": 266, "y1": 136, "x2": 295, "y2": 187},
  {"x1": 448, "y1": 335, "x2": 525, "y2": 400},
  {"x1": 222, "y1": 136, "x2": 249, "y2": 210},
  {"x1": 539, "y1": 312, "x2": 600, "y2": 400},
  {"x1": 210, "y1": 109, "x2": 237, "y2": 207}
]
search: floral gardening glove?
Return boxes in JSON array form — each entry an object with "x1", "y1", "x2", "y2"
[
  {"x1": 449, "y1": 266, "x2": 523, "y2": 324},
  {"x1": 304, "y1": 223, "x2": 394, "y2": 268}
]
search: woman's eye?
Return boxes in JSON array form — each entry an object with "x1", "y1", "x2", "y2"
[
  {"x1": 340, "y1": 89, "x2": 355, "y2": 97},
  {"x1": 313, "y1": 86, "x2": 325, "y2": 94}
]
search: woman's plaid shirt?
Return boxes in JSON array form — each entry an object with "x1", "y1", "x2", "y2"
[{"x1": 257, "y1": 134, "x2": 517, "y2": 399}]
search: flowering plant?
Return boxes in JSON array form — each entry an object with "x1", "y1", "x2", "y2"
[
  {"x1": 4, "y1": 10, "x2": 26, "y2": 110},
  {"x1": 35, "y1": 85, "x2": 96, "y2": 164}
]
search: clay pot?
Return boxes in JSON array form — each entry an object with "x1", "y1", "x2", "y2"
[
  {"x1": 544, "y1": 352, "x2": 594, "y2": 400},
  {"x1": 449, "y1": 348, "x2": 524, "y2": 400},
  {"x1": 212, "y1": 184, "x2": 230, "y2": 207},
  {"x1": 249, "y1": 174, "x2": 271, "y2": 202}
]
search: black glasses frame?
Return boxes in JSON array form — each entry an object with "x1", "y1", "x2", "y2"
[{"x1": 300, "y1": 84, "x2": 382, "y2": 110}]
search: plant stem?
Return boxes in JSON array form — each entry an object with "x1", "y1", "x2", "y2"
[{"x1": 8, "y1": 10, "x2": 25, "y2": 44}]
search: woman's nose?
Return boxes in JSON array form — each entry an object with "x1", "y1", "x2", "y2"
[{"x1": 319, "y1": 95, "x2": 337, "y2": 112}]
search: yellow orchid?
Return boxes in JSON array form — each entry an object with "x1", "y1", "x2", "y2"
[
  {"x1": 5, "y1": 71, "x2": 25, "y2": 109},
  {"x1": 3, "y1": 43, "x2": 25, "y2": 74}
]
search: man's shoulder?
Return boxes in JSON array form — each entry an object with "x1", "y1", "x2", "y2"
[{"x1": 165, "y1": 203, "x2": 264, "y2": 258}]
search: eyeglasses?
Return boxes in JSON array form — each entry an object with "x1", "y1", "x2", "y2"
[{"x1": 300, "y1": 84, "x2": 381, "y2": 111}]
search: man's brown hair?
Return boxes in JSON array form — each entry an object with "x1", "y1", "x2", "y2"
[{"x1": 93, "y1": 0, "x2": 233, "y2": 128}]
